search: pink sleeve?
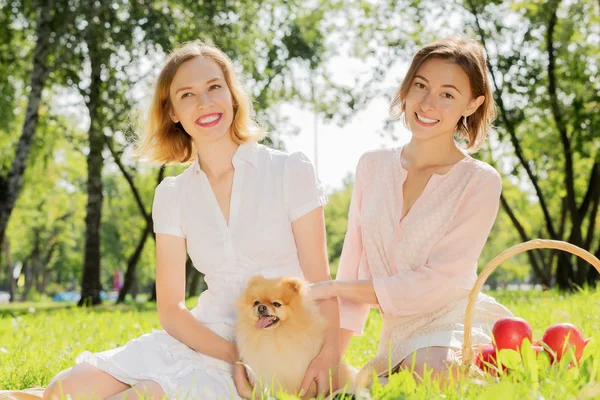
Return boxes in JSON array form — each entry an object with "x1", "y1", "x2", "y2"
[
  {"x1": 373, "y1": 169, "x2": 502, "y2": 317},
  {"x1": 336, "y1": 155, "x2": 371, "y2": 335}
]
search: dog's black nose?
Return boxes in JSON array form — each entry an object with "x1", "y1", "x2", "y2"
[{"x1": 257, "y1": 304, "x2": 267, "y2": 314}]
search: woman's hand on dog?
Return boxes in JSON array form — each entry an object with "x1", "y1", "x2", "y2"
[
  {"x1": 298, "y1": 343, "x2": 340, "y2": 398},
  {"x1": 308, "y1": 280, "x2": 335, "y2": 300},
  {"x1": 234, "y1": 362, "x2": 254, "y2": 399}
]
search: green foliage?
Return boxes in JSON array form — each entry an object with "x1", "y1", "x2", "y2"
[
  {"x1": 324, "y1": 182, "x2": 353, "y2": 275},
  {"x1": 1, "y1": 0, "x2": 597, "y2": 302}
]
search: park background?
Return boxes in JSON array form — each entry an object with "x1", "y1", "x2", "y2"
[{"x1": 0, "y1": 0, "x2": 599, "y2": 397}]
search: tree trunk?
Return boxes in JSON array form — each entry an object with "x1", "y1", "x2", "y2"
[
  {"x1": 185, "y1": 257, "x2": 197, "y2": 298},
  {"x1": 38, "y1": 241, "x2": 59, "y2": 294},
  {"x1": 0, "y1": 1, "x2": 53, "y2": 247},
  {"x1": 3, "y1": 239, "x2": 14, "y2": 302},
  {"x1": 588, "y1": 236, "x2": 600, "y2": 285},
  {"x1": 106, "y1": 137, "x2": 166, "y2": 302},
  {"x1": 78, "y1": 20, "x2": 104, "y2": 307},
  {"x1": 22, "y1": 261, "x2": 31, "y2": 301},
  {"x1": 117, "y1": 223, "x2": 151, "y2": 303},
  {"x1": 24, "y1": 231, "x2": 41, "y2": 300},
  {"x1": 545, "y1": 0, "x2": 591, "y2": 288},
  {"x1": 149, "y1": 282, "x2": 157, "y2": 302},
  {"x1": 131, "y1": 275, "x2": 139, "y2": 300},
  {"x1": 466, "y1": 0, "x2": 579, "y2": 286},
  {"x1": 500, "y1": 194, "x2": 551, "y2": 286},
  {"x1": 188, "y1": 270, "x2": 204, "y2": 299},
  {"x1": 41, "y1": 266, "x2": 52, "y2": 295},
  {"x1": 556, "y1": 253, "x2": 576, "y2": 290}
]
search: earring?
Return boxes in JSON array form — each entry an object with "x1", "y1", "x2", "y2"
[{"x1": 462, "y1": 115, "x2": 468, "y2": 132}]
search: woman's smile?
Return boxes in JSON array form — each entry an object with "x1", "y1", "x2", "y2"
[{"x1": 195, "y1": 113, "x2": 223, "y2": 128}]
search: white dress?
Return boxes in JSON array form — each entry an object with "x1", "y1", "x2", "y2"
[{"x1": 76, "y1": 141, "x2": 327, "y2": 399}]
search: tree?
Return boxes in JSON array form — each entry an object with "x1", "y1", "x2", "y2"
[
  {"x1": 0, "y1": 0, "x2": 73, "y2": 250},
  {"x1": 461, "y1": 0, "x2": 599, "y2": 289},
  {"x1": 347, "y1": 0, "x2": 599, "y2": 289}
]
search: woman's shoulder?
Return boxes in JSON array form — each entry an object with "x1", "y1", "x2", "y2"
[
  {"x1": 254, "y1": 142, "x2": 315, "y2": 169},
  {"x1": 465, "y1": 157, "x2": 501, "y2": 182},
  {"x1": 462, "y1": 157, "x2": 502, "y2": 193},
  {"x1": 154, "y1": 165, "x2": 195, "y2": 195},
  {"x1": 357, "y1": 147, "x2": 399, "y2": 169}
]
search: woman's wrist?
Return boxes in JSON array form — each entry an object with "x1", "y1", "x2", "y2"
[
  {"x1": 328, "y1": 280, "x2": 339, "y2": 298},
  {"x1": 226, "y1": 342, "x2": 239, "y2": 364},
  {"x1": 322, "y1": 331, "x2": 342, "y2": 362}
]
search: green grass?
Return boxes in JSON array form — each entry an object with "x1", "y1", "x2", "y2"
[{"x1": 1, "y1": 289, "x2": 600, "y2": 399}]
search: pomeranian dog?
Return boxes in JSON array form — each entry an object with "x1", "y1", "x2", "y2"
[{"x1": 235, "y1": 275, "x2": 358, "y2": 398}]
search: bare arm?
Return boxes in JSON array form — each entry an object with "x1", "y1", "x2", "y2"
[
  {"x1": 155, "y1": 233, "x2": 237, "y2": 364},
  {"x1": 312, "y1": 279, "x2": 378, "y2": 305},
  {"x1": 292, "y1": 206, "x2": 341, "y2": 395},
  {"x1": 292, "y1": 207, "x2": 340, "y2": 350}
]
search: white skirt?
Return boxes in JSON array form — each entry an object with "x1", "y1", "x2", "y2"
[
  {"x1": 76, "y1": 318, "x2": 242, "y2": 400},
  {"x1": 362, "y1": 293, "x2": 513, "y2": 376}
]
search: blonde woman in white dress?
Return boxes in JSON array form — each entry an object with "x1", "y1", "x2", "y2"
[{"x1": 43, "y1": 41, "x2": 341, "y2": 400}]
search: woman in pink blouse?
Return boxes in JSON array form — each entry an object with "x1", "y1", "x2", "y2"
[{"x1": 308, "y1": 37, "x2": 513, "y2": 385}]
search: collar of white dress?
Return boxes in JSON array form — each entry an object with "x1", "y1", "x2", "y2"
[{"x1": 193, "y1": 140, "x2": 258, "y2": 173}]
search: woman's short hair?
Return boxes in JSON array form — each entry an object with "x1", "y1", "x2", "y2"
[{"x1": 390, "y1": 37, "x2": 497, "y2": 152}]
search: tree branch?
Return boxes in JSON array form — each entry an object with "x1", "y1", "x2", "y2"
[
  {"x1": 465, "y1": 0, "x2": 559, "y2": 240},
  {"x1": 578, "y1": 162, "x2": 599, "y2": 218},
  {"x1": 500, "y1": 194, "x2": 551, "y2": 285},
  {"x1": 584, "y1": 182, "x2": 599, "y2": 250},
  {"x1": 546, "y1": 0, "x2": 582, "y2": 243},
  {"x1": 104, "y1": 135, "x2": 149, "y2": 221}
]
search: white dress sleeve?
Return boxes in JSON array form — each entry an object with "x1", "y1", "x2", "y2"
[
  {"x1": 152, "y1": 177, "x2": 185, "y2": 238},
  {"x1": 282, "y1": 152, "x2": 328, "y2": 222}
]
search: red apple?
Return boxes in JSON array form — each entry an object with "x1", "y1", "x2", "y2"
[
  {"x1": 492, "y1": 317, "x2": 533, "y2": 351},
  {"x1": 541, "y1": 323, "x2": 590, "y2": 363},
  {"x1": 475, "y1": 344, "x2": 501, "y2": 375}
]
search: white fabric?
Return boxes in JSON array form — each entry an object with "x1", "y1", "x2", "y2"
[{"x1": 76, "y1": 141, "x2": 327, "y2": 399}]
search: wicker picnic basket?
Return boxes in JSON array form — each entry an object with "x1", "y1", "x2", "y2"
[{"x1": 461, "y1": 239, "x2": 600, "y2": 369}]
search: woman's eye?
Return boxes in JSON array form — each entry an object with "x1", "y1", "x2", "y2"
[
  {"x1": 272, "y1": 302, "x2": 281, "y2": 308},
  {"x1": 415, "y1": 82, "x2": 426, "y2": 89},
  {"x1": 209, "y1": 84, "x2": 221, "y2": 90},
  {"x1": 181, "y1": 92, "x2": 193, "y2": 99},
  {"x1": 443, "y1": 93, "x2": 454, "y2": 99},
  {"x1": 253, "y1": 301, "x2": 260, "y2": 307}
]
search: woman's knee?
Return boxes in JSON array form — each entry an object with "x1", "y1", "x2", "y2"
[
  {"x1": 44, "y1": 367, "x2": 75, "y2": 400},
  {"x1": 106, "y1": 380, "x2": 165, "y2": 400},
  {"x1": 399, "y1": 347, "x2": 458, "y2": 379},
  {"x1": 43, "y1": 363, "x2": 128, "y2": 400}
]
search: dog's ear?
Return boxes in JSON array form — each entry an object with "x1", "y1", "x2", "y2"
[
  {"x1": 247, "y1": 275, "x2": 265, "y2": 288},
  {"x1": 282, "y1": 277, "x2": 305, "y2": 293}
]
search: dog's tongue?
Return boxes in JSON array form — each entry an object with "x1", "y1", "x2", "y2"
[{"x1": 256, "y1": 316, "x2": 274, "y2": 329}]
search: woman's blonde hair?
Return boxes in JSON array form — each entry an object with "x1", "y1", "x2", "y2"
[
  {"x1": 390, "y1": 37, "x2": 496, "y2": 152},
  {"x1": 134, "y1": 40, "x2": 266, "y2": 164}
]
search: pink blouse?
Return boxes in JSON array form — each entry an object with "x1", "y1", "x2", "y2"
[{"x1": 336, "y1": 147, "x2": 503, "y2": 335}]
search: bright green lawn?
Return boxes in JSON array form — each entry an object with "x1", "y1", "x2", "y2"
[{"x1": 1, "y1": 289, "x2": 599, "y2": 399}]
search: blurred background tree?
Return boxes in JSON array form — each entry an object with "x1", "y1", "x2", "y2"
[{"x1": 0, "y1": 0, "x2": 597, "y2": 305}]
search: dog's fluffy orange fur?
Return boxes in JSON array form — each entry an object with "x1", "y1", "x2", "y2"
[{"x1": 235, "y1": 275, "x2": 356, "y2": 398}]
